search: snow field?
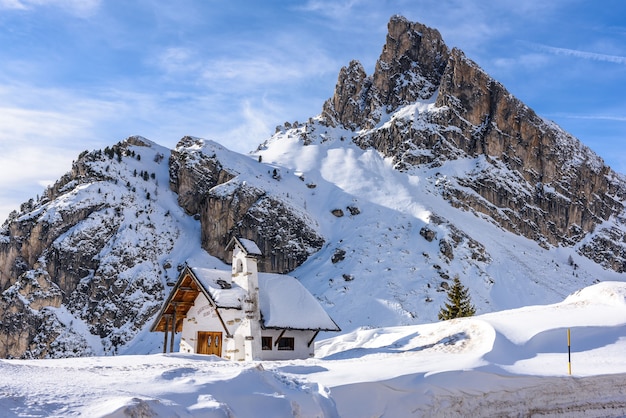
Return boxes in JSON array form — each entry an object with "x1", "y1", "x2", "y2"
[{"x1": 2, "y1": 281, "x2": 626, "y2": 417}]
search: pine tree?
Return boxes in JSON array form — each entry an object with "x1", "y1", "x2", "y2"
[{"x1": 438, "y1": 276, "x2": 476, "y2": 320}]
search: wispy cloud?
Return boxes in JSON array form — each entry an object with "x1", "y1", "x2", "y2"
[
  {"x1": 155, "y1": 35, "x2": 339, "y2": 93},
  {"x1": 0, "y1": 0, "x2": 27, "y2": 9},
  {"x1": 0, "y1": 0, "x2": 100, "y2": 16},
  {"x1": 548, "y1": 113, "x2": 626, "y2": 122},
  {"x1": 0, "y1": 74, "x2": 297, "y2": 221},
  {"x1": 299, "y1": 0, "x2": 365, "y2": 21},
  {"x1": 0, "y1": 82, "x2": 177, "y2": 220},
  {"x1": 527, "y1": 42, "x2": 626, "y2": 65},
  {"x1": 0, "y1": 106, "x2": 88, "y2": 220}
]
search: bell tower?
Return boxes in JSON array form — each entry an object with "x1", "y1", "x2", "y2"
[{"x1": 226, "y1": 237, "x2": 263, "y2": 360}]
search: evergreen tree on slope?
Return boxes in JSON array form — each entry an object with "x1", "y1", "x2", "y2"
[{"x1": 438, "y1": 276, "x2": 476, "y2": 320}]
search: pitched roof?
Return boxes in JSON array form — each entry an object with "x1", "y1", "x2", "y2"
[
  {"x1": 150, "y1": 266, "x2": 245, "y2": 333},
  {"x1": 151, "y1": 266, "x2": 340, "y2": 333},
  {"x1": 225, "y1": 236, "x2": 263, "y2": 257},
  {"x1": 258, "y1": 273, "x2": 340, "y2": 331},
  {"x1": 191, "y1": 267, "x2": 246, "y2": 308}
]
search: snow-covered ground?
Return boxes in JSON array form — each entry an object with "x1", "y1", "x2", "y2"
[{"x1": 2, "y1": 281, "x2": 626, "y2": 417}]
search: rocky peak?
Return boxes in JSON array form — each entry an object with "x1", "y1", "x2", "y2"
[
  {"x1": 373, "y1": 15, "x2": 449, "y2": 110},
  {"x1": 322, "y1": 15, "x2": 450, "y2": 130},
  {"x1": 321, "y1": 60, "x2": 370, "y2": 130},
  {"x1": 323, "y1": 16, "x2": 626, "y2": 267}
]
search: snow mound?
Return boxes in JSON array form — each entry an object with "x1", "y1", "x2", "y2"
[
  {"x1": 563, "y1": 281, "x2": 626, "y2": 306},
  {"x1": 3, "y1": 280, "x2": 626, "y2": 417}
]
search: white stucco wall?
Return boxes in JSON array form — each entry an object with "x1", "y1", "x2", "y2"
[
  {"x1": 255, "y1": 329, "x2": 317, "y2": 361},
  {"x1": 179, "y1": 293, "x2": 245, "y2": 360},
  {"x1": 178, "y1": 292, "x2": 318, "y2": 361}
]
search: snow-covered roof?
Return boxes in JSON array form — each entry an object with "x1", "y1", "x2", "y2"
[
  {"x1": 226, "y1": 236, "x2": 263, "y2": 257},
  {"x1": 192, "y1": 268, "x2": 339, "y2": 331},
  {"x1": 239, "y1": 238, "x2": 262, "y2": 256},
  {"x1": 190, "y1": 267, "x2": 246, "y2": 309},
  {"x1": 153, "y1": 264, "x2": 340, "y2": 332},
  {"x1": 258, "y1": 273, "x2": 340, "y2": 331}
]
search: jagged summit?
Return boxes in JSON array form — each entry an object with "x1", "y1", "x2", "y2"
[
  {"x1": 322, "y1": 15, "x2": 449, "y2": 130},
  {"x1": 318, "y1": 15, "x2": 625, "y2": 253},
  {"x1": 374, "y1": 15, "x2": 449, "y2": 108}
]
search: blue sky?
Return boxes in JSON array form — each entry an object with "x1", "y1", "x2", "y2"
[{"x1": 0, "y1": 0, "x2": 625, "y2": 221}]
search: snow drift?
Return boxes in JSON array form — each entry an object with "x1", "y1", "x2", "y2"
[{"x1": 2, "y1": 281, "x2": 626, "y2": 417}]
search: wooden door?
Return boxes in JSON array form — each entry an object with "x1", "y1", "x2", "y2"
[{"x1": 197, "y1": 331, "x2": 222, "y2": 356}]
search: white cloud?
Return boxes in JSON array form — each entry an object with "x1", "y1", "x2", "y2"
[
  {"x1": 153, "y1": 35, "x2": 340, "y2": 94},
  {"x1": 527, "y1": 43, "x2": 626, "y2": 65},
  {"x1": 0, "y1": 0, "x2": 100, "y2": 16},
  {"x1": 157, "y1": 47, "x2": 202, "y2": 75},
  {"x1": 299, "y1": 0, "x2": 365, "y2": 20},
  {"x1": 201, "y1": 52, "x2": 333, "y2": 88},
  {"x1": 549, "y1": 113, "x2": 626, "y2": 122},
  {"x1": 216, "y1": 98, "x2": 283, "y2": 153},
  {"x1": 0, "y1": 107, "x2": 90, "y2": 142},
  {"x1": 0, "y1": 83, "x2": 130, "y2": 222},
  {"x1": 0, "y1": 0, "x2": 26, "y2": 10},
  {"x1": 492, "y1": 53, "x2": 551, "y2": 72}
]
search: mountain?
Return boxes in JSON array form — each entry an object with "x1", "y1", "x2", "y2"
[{"x1": 1, "y1": 15, "x2": 625, "y2": 359}]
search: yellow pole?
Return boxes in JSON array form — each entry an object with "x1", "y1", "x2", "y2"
[{"x1": 567, "y1": 328, "x2": 572, "y2": 375}]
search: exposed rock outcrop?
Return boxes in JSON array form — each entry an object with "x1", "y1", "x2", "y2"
[
  {"x1": 372, "y1": 16, "x2": 449, "y2": 110},
  {"x1": 0, "y1": 137, "x2": 173, "y2": 358},
  {"x1": 322, "y1": 15, "x2": 449, "y2": 130},
  {"x1": 321, "y1": 60, "x2": 371, "y2": 131},
  {"x1": 326, "y1": 15, "x2": 625, "y2": 256},
  {"x1": 170, "y1": 138, "x2": 325, "y2": 274},
  {"x1": 169, "y1": 136, "x2": 235, "y2": 216}
]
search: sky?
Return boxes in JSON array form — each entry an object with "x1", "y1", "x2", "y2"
[{"x1": 0, "y1": 0, "x2": 625, "y2": 222}]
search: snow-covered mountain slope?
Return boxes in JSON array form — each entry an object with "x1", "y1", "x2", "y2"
[
  {"x1": 321, "y1": 16, "x2": 626, "y2": 269},
  {"x1": 2, "y1": 281, "x2": 626, "y2": 417},
  {"x1": 1, "y1": 15, "x2": 626, "y2": 359},
  {"x1": 5, "y1": 128, "x2": 621, "y2": 359},
  {"x1": 0, "y1": 137, "x2": 227, "y2": 357},
  {"x1": 252, "y1": 121, "x2": 626, "y2": 334}
]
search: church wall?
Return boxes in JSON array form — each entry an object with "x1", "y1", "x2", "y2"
[
  {"x1": 175, "y1": 239, "x2": 327, "y2": 361},
  {"x1": 179, "y1": 293, "x2": 245, "y2": 360},
  {"x1": 255, "y1": 329, "x2": 316, "y2": 361}
]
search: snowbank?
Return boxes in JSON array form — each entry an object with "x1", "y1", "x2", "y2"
[{"x1": 2, "y1": 282, "x2": 626, "y2": 416}]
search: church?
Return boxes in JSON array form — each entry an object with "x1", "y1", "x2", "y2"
[{"x1": 150, "y1": 237, "x2": 340, "y2": 361}]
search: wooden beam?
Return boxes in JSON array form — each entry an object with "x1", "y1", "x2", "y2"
[
  {"x1": 163, "y1": 315, "x2": 170, "y2": 353},
  {"x1": 274, "y1": 329, "x2": 286, "y2": 347},
  {"x1": 170, "y1": 307, "x2": 176, "y2": 353},
  {"x1": 307, "y1": 330, "x2": 320, "y2": 348}
]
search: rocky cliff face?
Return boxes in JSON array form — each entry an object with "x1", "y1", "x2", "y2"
[
  {"x1": 169, "y1": 137, "x2": 325, "y2": 274},
  {"x1": 0, "y1": 138, "x2": 177, "y2": 358},
  {"x1": 322, "y1": 16, "x2": 449, "y2": 130},
  {"x1": 323, "y1": 15, "x2": 626, "y2": 267},
  {"x1": 431, "y1": 48, "x2": 623, "y2": 248}
]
